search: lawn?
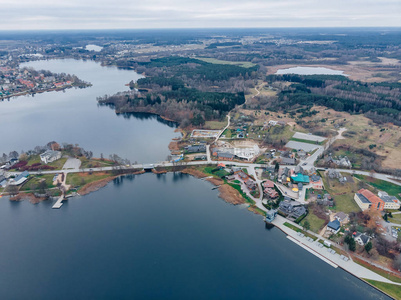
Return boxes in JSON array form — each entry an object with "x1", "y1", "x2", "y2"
[
  {"x1": 354, "y1": 257, "x2": 401, "y2": 284},
  {"x1": 353, "y1": 174, "x2": 401, "y2": 199},
  {"x1": 79, "y1": 158, "x2": 115, "y2": 169},
  {"x1": 364, "y1": 279, "x2": 401, "y2": 299},
  {"x1": 196, "y1": 57, "x2": 256, "y2": 68},
  {"x1": 20, "y1": 174, "x2": 56, "y2": 191},
  {"x1": 204, "y1": 120, "x2": 227, "y2": 130},
  {"x1": 302, "y1": 212, "x2": 327, "y2": 233},
  {"x1": 48, "y1": 157, "x2": 68, "y2": 169},
  {"x1": 290, "y1": 137, "x2": 324, "y2": 145},
  {"x1": 389, "y1": 214, "x2": 401, "y2": 225},
  {"x1": 283, "y1": 222, "x2": 317, "y2": 240},
  {"x1": 222, "y1": 129, "x2": 233, "y2": 138},
  {"x1": 319, "y1": 172, "x2": 361, "y2": 213},
  {"x1": 66, "y1": 172, "x2": 112, "y2": 188}
]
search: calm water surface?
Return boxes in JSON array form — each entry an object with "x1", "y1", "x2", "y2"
[
  {"x1": 0, "y1": 59, "x2": 389, "y2": 299},
  {"x1": 0, "y1": 59, "x2": 179, "y2": 163},
  {"x1": 0, "y1": 174, "x2": 389, "y2": 299}
]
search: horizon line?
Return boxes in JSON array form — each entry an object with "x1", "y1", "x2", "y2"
[{"x1": 0, "y1": 26, "x2": 401, "y2": 32}]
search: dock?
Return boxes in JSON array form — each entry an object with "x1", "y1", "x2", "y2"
[{"x1": 52, "y1": 195, "x2": 64, "y2": 209}]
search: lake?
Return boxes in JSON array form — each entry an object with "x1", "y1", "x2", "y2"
[
  {"x1": 0, "y1": 173, "x2": 389, "y2": 299},
  {"x1": 85, "y1": 44, "x2": 103, "y2": 52},
  {"x1": 0, "y1": 59, "x2": 180, "y2": 163},
  {"x1": 276, "y1": 66, "x2": 348, "y2": 76},
  {"x1": 0, "y1": 59, "x2": 389, "y2": 299}
]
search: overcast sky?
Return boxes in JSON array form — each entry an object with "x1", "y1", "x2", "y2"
[{"x1": 1, "y1": 0, "x2": 400, "y2": 30}]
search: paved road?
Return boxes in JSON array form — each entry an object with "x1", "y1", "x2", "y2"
[
  {"x1": 323, "y1": 168, "x2": 401, "y2": 187},
  {"x1": 213, "y1": 114, "x2": 230, "y2": 143},
  {"x1": 272, "y1": 215, "x2": 401, "y2": 285}
]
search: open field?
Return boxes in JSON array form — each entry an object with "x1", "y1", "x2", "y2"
[
  {"x1": 20, "y1": 174, "x2": 56, "y2": 191},
  {"x1": 65, "y1": 172, "x2": 112, "y2": 189},
  {"x1": 389, "y1": 214, "x2": 401, "y2": 225},
  {"x1": 265, "y1": 63, "x2": 401, "y2": 82},
  {"x1": 353, "y1": 174, "x2": 401, "y2": 199},
  {"x1": 240, "y1": 103, "x2": 401, "y2": 170},
  {"x1": 319, "y1": 171, "x2": 362, "y2": 213},
  {"x1": 196, "y1": 57, "x2": 256, "y2": 68},
  {"x1": 204, "y1": 120, "x2": 227, "y2": 130},
  {"x1": 302, "y1": 212, "x2": 326, "y2": 233}
]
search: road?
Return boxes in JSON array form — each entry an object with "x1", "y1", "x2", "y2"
[
  {"x1": 213, "y1": 114, "x2": 230, "y2": 143},
  {"x1": 297, "y1": 127, "x2": 347, "y2": 171},
  {"x1": 323, "y1": 168, "x2": 401, "y2": 187}
]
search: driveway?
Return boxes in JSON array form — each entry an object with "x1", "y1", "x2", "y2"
[{"x1": 63, "y1": 157, "x2": 82, "y2": 170}]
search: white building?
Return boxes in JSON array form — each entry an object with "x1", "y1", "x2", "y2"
[
  {"x1": 378, "y1": 191, "x2": 401, "y2": 210},
  {"x1": 40, "y1": 150, "x2": 62, "y2": 164}
]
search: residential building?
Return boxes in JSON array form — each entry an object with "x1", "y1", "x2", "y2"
[
  {"x1": 334, "y1": 212, "x2": 349, "y2": 225},
  {"x1": 263, "y1": 180, "x2": 275, "y2": 189},
  {"x1": 264, "y1": 187, "x2": 278, "y2": 199},
  {"x1": 354, "y1": 232, "x2": 370, "y2": 246},
  {"x1": 326, "y1": 219, "x2": 341, "y2": 234},
  {"x1": 280, "y1": 157, "x2": 295, "y2": 165},
  {"x1": 278, "y1": 200, "x2": 306, "y2": 219},
  {"x1": 245, "y1": 178, "x2": 257, "y2": 191},
  {"x1": 215, "y1": 152, "x2": 234, "y2": 161},
  {"x1": 40, "y1": 150, "x2": 62, "y2": 164},
  {"x1": 9, "y1": 171, "x2": 29, "y2": 186},
  {"x1": 185, "y1": 144, "x2": 206, "y2": 153},
  {"x1": 310, "y1": 174, "x2": 324, "y2": 190},
  {"x1": 291, "y1": 173, "x2": 310, "y2": 184}
]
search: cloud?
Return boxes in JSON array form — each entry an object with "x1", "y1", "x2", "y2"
[{"x1": 0, "y1": 0, "x2": 399, "y2": 30}]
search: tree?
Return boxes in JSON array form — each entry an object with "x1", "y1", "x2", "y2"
[
  {"x1": 303, "y1": 220, "x2": 311, "y2": 231},
  {"x1": 344, "y1": 235, "x2": 356, "y2": 252},
  {"x1": 365, "y1": 241, "x2": 373, "y2": 253},
  {"x1": 38, "y1": 181, "x2": 47, "y2": 194},
  {"x1": 274, "y1": 162, "x2": 280, "y2": 173},
  {"x1": 6, "y1": 185, "x2": 19, "y2": 196}
]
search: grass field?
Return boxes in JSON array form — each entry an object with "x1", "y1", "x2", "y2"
[
  {"x1": 20, "y1": 174, "x2": 56, "y2": 191},
  {"x1": 302, "y1": 212, "x2": 327, "y2": 233},
  {"x1": 389, "y1": 214, "x2": 401, "y2": 224},
  {"x1": 204, "y1": 120, "x2": 226, "y2": 130},
  {"x1": 320, "y1": 171, "x2": 361, "y2": 213},
  {"x1": 79, "y1": 158, "x2": 115, "y2": 169},
  {"x1": 66, "y1": 172, "x2": 112, "y2": 188},
  {"x1": 197, "y1": 57, "x2": 256, "y2": 68},
  {"x1": 354, "y1": 257, "x2": 401, "y2": 284},
  {"x1": 364, "y1": 279, "x2": 401, "y2": 299},
  {"x1": 353, "y1": 174, "x2": 401, "y2": 198},
  {"x1": 290, "y1": 137, "x2": 325, "y2": 145}
]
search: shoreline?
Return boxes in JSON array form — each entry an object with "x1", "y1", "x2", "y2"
[
  {"x1": 272, "y1": 216, "x2": 401, "y2": 299},
  {"x1": 3, "y1": 166, "x2": 401, "y2": 298}
]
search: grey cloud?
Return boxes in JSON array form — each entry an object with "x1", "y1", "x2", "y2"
[{"x1": 0, "y1": 0, "x2": 399, "y2": 29}]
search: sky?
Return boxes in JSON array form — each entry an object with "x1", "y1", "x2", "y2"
[{"x1": 1, "y1": 0, "x2": 400, "y2": 30}]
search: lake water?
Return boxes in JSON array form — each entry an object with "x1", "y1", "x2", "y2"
[
  {"x1": 276, "y1": 66, "x2": 348, "y2": 76},
  {"x1": 0, "y1": 59, "x2": 389, "y2": 299},
  {"x1": 0, "y1": 59, "x2": 179, "y2": 163},
  {"x1": 0, "y1": 174, "x2": 388, "y2": 299},
  {"x1": 85, "y1": 44, "x2": 103, "y2": 52}
]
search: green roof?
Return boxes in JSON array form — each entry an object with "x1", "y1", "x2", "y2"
[{"x1": 291, "y1": 173, "x2": 310, "y2": 183}]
